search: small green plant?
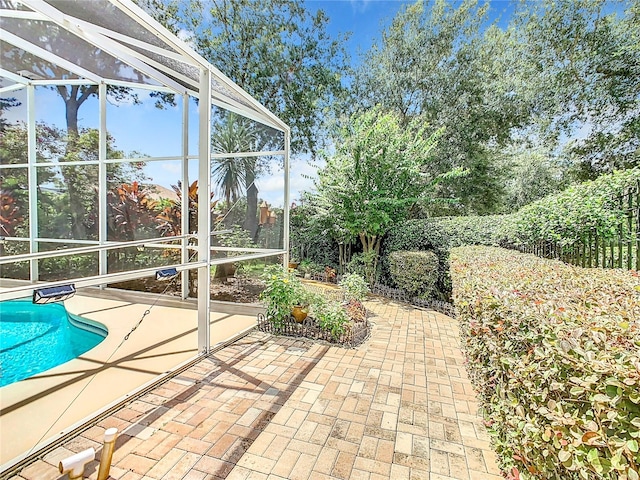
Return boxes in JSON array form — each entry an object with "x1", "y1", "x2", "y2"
[
  {"x1": 345, "y1": 251, "x2": 377, "y2": 285},
  {"x1": 259, "y1": 265, "x2": 304, "y2": 328},
  {"x1": 298, "y1": 259, "x2": 322, "y2": 276},
  {"x1": 338, "y1": 273, "x2": 369, "y2": 302},
  {"x1": 311, "y1": 296, "x2": 349, "y2": 340}
]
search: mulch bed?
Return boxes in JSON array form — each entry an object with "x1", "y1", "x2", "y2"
[{"x1": 108, "y1": 275, "x2": 266, "y2": 303}]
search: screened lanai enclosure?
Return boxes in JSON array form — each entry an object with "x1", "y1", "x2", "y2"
[
  {"x1": 0, "y1": 0, "x2": 291, "y2": 346},
  {"x1": 0, "y1": 0, "x2": 290, "y2": 468}
]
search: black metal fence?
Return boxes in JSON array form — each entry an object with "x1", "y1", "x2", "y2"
[{"x1": 370, "y1": 284, "x2": 456, "y2": 317}]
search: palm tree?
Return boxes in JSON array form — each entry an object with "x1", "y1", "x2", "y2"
[{"x1": 210, "y1": 113, "x2": 257, "y2": 211}]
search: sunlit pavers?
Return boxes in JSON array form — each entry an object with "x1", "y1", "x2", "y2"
[{"x1": 11, "y1": 298, "x2": 502, "y2": 480}]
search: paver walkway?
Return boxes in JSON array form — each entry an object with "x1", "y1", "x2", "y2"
[{"x1": 11, "y1": 298, "x2": 502, "y2": 480}]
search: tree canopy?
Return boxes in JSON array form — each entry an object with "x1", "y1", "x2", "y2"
[
  {"x1": 312, "y1": 107, "x2": 444, "y2": 280},
  {"x1": 350, "y1": 0, "x2": 638, "y2": 212},
  {"x1": 353, "y1": 0, "x2": 527, "y2": 214},
  {"x1": 506, "y1": 0, "x2": 639, "y2": 180},
  {"x1": 144, "y1": 0, "x2": 349, "y2": 156}
]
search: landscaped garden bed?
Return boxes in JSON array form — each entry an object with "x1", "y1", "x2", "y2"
[
  {"x1": 109, "y1": 274, "x2": 266, "y2": 303},
  {"x1": 256, "y1": 309, "x2": 370, "y2": 348},
  {"x1": 256, "y1": 267, "x2": 371, "y2": 348}
]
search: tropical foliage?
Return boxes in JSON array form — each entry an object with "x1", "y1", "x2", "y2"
[
  {"x1": 451, "y1": 246, "x2": 640, "y2": 480},
  {"x1": 0, "y1": 190, "x2": 23, "y2": 237},
  {"x1": 106, "y1": 182, "x2": 158, "y2": 242}
]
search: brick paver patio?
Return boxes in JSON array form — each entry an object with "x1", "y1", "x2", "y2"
[{"x1": 11, "y1": 298, "x2": 502, "y2": 480}]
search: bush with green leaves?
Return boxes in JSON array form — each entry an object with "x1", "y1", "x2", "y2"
[
  {"x1": 259, "y1": 265, "x2": 306, "y2": 328},
  {"x1": 388, "y1": 250, "x2": 439, "y2": 299},
  {"x1": 381, "y1": 219, "x2": 450, "y2": 298},
  {"x1": 345, "y1": 251, "x2": 378, "y2": 285},
  {"x1": 260, "y1": 266, "x2": 352, "y2": 340},
  {"x1": 507, "y1": 168, "x2": 640, "y2": 248},
  {"x1": 298, "y1": 259, "x2": 323, "y2": 276},
  {"x1": 311, "y1": 296, "x2": 350, "y2": 340},
  {"x1": 431, "y1": 214, "x2": 514, "y2": 247},
  {"x1": 338, "y1": 272, "x2": 369, "y2": 302},
  {"x1": 451, "y1": 246, "x2": 640, "y2": 480}
]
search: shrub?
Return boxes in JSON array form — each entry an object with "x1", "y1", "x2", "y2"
[
  {"x1": 259, "y1": 265, "x2": 306, "y2": 328},
  {"x1": 508, "y1": 168, "x2": 640, "y2": 248},
  {"x1": 388, "y1": 250, "x2": 439, "y2": 299},
  {"x1": 338, "y1": 272, "x2": 369, "y2": 302},
  {"x1": 345, "y1": 251, "x2": 379, "y2": 284},
  {"x1": 290, "y1": 203, "x2": 339, "y2": 268},
  {"x1": 298, "y1": 259, "x2": 323, "y2": 276},
  {"x1": 311, "y1": 297, "x2": 350, "y2": 340},
  {"x1": 381, "y1": 219, "x2": 450, "y2": 297},
  {"x1": 451, "y1": 246, "x2": 640, "y2": 480},
  {"x1": 383, "y1": 218, "x2": 450, "y2": 254},
  {"x1": 431, "y1": 214, "x2": 514, "y2": 247}
]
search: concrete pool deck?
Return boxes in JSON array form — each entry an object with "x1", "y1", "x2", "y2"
[
  {"x1": 6, "y1": 297, "x2": 503, "y2": 480},
  {"x1": 0, "y1": 289, "x2": 256, "y2": 468}
]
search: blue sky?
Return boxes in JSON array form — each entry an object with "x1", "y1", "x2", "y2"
[{"x1": 310, "y1": 0, "x2": 516, "y2": 59}]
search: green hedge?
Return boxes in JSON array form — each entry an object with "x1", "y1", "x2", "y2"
[
  {"x1": 451, "y1": 246, "x2": 640, "y2": 480},
  {"x1": 381, "y1": 219, "x2": 450, "y2": 298},
  {"x1": 508, "y1": 168, "x2": 640, "y2": 247},
  {"x1": 388, "y1": 250, "x2": 439, "y2": 298},
  {"x1": 431, "y1": 214, "x2": 514, "y2": 247}
]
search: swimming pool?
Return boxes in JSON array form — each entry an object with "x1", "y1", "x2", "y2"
[{"x1": 0, "y1": 301, "x2": 107, "y2": 387}]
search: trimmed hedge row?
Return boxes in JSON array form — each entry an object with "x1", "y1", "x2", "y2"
[
  {"x1": 430, "y1": 214, "x2": 514, "y2": 247},
  {"x1": 506, "y1": 168, "x2": 640, "y2": 247},
  {"x1": 388, "y1": 250, "x2": 439, "y2": 298},
  {"x1": 451, "y1": 246, "x2": 640, "y2": 480},
  {"x1": 381, "y1": 219, "x2": 451, "y2": 298}
]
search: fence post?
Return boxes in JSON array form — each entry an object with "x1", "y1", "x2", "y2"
[
  {"x1": 610, "y1": 237, "x2": 614, "y2": 269},
  {"x1": 636, "y1": 181, "x2": 640, "y2": 271},
  {"x1": 618, "y1": 192, "x2": 624, "y2": 268},
  {"x1": 628, "y1": 188, "x2": 633, "y2": 270}
]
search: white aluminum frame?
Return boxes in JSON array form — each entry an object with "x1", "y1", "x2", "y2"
[{"x1": 0, "y1": 0, "x2": 291, "y2": 356}]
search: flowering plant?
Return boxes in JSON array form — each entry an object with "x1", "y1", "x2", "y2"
[{"x1": 260, "y1": 265, "x2": 307, "y2": 327}]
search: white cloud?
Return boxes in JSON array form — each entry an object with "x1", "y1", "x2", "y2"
[
  {"x1": 350, "y1": 0, "x2": 372, "y2": 14},
  {"x1": 177, "y1": 29, "x2": 197, "y2": 49}
]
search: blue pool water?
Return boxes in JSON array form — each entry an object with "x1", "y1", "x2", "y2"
[{"x1": 0, "y1": 301, "x2": 107, "y2": 387}]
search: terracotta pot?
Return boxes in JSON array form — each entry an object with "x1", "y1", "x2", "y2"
[
  {"x1": 288, "y1": 262, "x2": 299, "y2": 269},
  {"x1": 291, "y1": 305, "x2": 308, "y2": 323}
]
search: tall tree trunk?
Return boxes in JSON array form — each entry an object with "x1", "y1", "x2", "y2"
[
  {"x1": 359, "y1": 233, "x2": 380, "y2": 285},
  {"x1": 244, "y1": 161, "x2": 258, "y2": 239},
  {"x1": 57, "y1": 85, "x2": 98, "y2": 240}
]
